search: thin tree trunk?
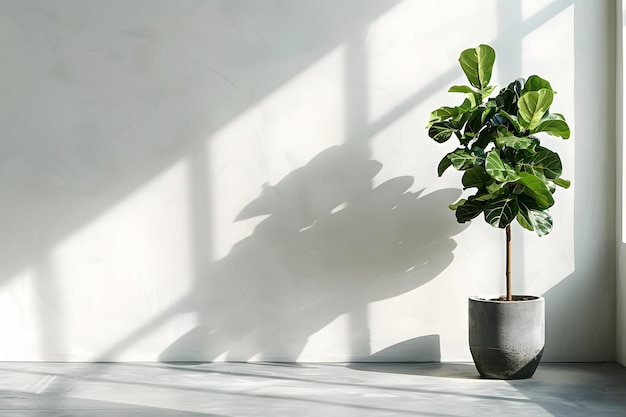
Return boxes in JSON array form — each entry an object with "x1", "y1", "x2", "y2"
[{"x1": 506, "y1": 224, "x2": 512, "y2": 301}]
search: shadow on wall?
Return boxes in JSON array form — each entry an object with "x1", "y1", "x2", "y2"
[
  {"x1": 0, "y1": 0, "x2": 400, "y2": 359},
  {"x1": 160, "y1": 144, "x2": 466, "y2": 362},
  {"x1": 541, "y1": 271, "x2": 615, "y2": 362},
  {"x1": 0, "y1": 0, "x2": 401, "y2": 287},
  {"x1": 356, "y1": 334, "x2": 442, "y2": 362}
]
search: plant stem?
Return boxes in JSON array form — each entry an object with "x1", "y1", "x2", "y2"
[{"x1": 506, "y1": 224, "x2": 512, "y2": 301}]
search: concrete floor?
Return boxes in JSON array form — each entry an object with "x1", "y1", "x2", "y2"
[{"x1": 0, "y1": 362, "x2": 624, "y2": 416}]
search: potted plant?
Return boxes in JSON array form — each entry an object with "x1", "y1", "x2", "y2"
[{"x1": 426, "y1": 44, "x2": 570, "y2": 379}]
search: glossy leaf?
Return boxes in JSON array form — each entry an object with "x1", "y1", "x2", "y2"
[
  {"x1": 428, "y1": 122, "x2": 457, "y2": 143},
  {"x1": 487, "y1": 181, "x2": 506, "y2": 195},
  {"x1": 455, "y1": 198, "x2": 486, "y2": 223},
  {"x1": 495, "y1": 80, "x2": 523, "y2": 115},
  {"x1": 427, "y1": 44, "x2": 569, "y2": 235},
  {"x1": 449, "y1": 199, "x2": 467, "y2": 210},
  {"x1": 528, "y1": 209, "x2": 553, "y2": 236},
  {"x1": 495, "y1": 135, "x2": 538, "y2": 150},
  {"x1": 437, "y1": 154, "x2": 453, "y2": 177},
  {"x1": 518, "y1": 148, "x2": 562, "y2": 179},
  {"x1": 484, "y1": 112, "x2": 506, "y2": 129},
  {"x1": 496, "y1": 110, "x2": 522, "y2": 134},
  {"x1": 448, "y1": 85, "x2": 476, "y2": 94},
  {"x1": 517, "y1": 172, "x2": 554, "y2": 209},
  {"x1": 459, "y1": 44, "x2": 496, "y2": 90},
  {"x1": 484, "y1": 195, "x2": 519, "y2": 228},
  {"x1": 534, "y1": 118, "x2": 570, "y2": 138},
  {"x1": 448, "y1": 148, "x2": 479, "y2": 170},
  {"x1": 522, "y1": 75, "x2": 553, "y2": 93},
  {"x1": 517, "y1": 193, "x2": 542, "y2": 210},
  {"x1": 470, "y1": 146, "x2": 486, "y2": 163},
  {"x1": 427, "y1": 106, "x2": 457, "y2": 127},
  {"x1": 518, "y1": 89, "x2": 554, "y2": 131},
  {"x1": 474, "y1": 192, "x2": 501, "y2": 202},
  {"x1": 485, "y1": 151, "x2": 518, "y2": 182},
  {"x1": 534, "y1": 148, "x2": 562, "y2": 179},
  {"x1": 462, "y1": 166, "x2": 491, "y2": 188},
  {"x1": 463, "y1": 108, "x2": 488, "y2": 140},
  {"x1": 553, "y1": 177, "x2": 571, "y2": 189},
  {"x1": 480, "y1": 85, "x2": 497, "y2": 99},
  {"x1": 519, "y1": 199, "x2": 553, "y2": 236},
  {"x1": 516, "y1": 208, "x2": 534, "y2": 232}
]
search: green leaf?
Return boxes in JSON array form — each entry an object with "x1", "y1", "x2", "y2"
[
  {"x1": 474, "y1": 192, "x2": 500, "y2": 202},
  {"x1": 426, "y1": 106, "x2": 459, "y2": 128},
  {"x1": 437, "y1": 154, "x2": 453, "y2": 177},
  {"x1": 528, "y1": 209, "x2": 553, "y2": 236},
  {"x1": 481, "y1": 106, "x2": 497, "y2": 123},
  {"x1": 534, "y1": 148, "x2": 562, "y2": 179},
  {"x1": 519, "y1": 199, "x2": 553, "y2": 236},
  {"x1": 462, "y1": 166, "x2": 491, "y2": 188},
  {"x1": 451, "y1": 99, "x2": 478, "y2": 132},
  {"x1": 516, "y1": 208, "x2": 534, "y2": 232},
  {"x1": 428, "y1": 121, "x2": 457, "y2": 143},
  {"x1": 485, "y1": 151, "x2": 519, "y2": 182},
  {"x1": 484, "y1": 194, "x2": 519, "y2": 228},
  {"x1": 448, "y1": 85, "x2": 476, "y2": 94},
  {"x1": 449, "y1": 199, "x2": 467, "y2": 210},
  {"x1": 480, "y1": 85, "x2": 497, "y2": 98},
  {"x1": 522, "y1": 75, "x2": 553, "y2": 94},
  {"x1": 496, "y1": 110, "x2": 523, "y2": 134},
  {"x1": 448, "y1": 148, "x2": 479, "y2": 170},
  {"x1": 518, "y1": 89, "x2": 554, "y2": 131},
  {"x1": 462, "y1": 108, "x2": 488, "y2": 140},
  {"x1": 517, "y1": 193, "x2": 542, "y2": 210},
  {"x1": 518, "y1": 148, "x2": 563, "y2": 179},
  {"x1": 553, "y1": 177, "x2": 571, "y2": 189},
  {"x1": 486, "y1": 181, "x2": 507, "y2": 195},
  {"x1": 517, "y1": 172, "x2": 554, "y2": 209},
  {"x1": 495, "y1": 82, "x2": 521, "y2": 115},
  {"x1": 533, "y1": 118, "x2": 570, "y2": 139},
  {"x1": 472, "y1": 131, "x2": 492, "y2": 150},
  {"x1": 465, "y1": 91, "x2": 483, "y2": 108},
  {"x1": 455, "y1": 198, "x2": 486, "y2": 223},
  {"x1": 459, "y1": 44, "x2": 496, "y2": 90},
  {"x1": 495, "y1": 135, "x2": 539, "y2": 150},
  {"x1": 470, "y1": 146, "x2": 486, "y2": 163}
]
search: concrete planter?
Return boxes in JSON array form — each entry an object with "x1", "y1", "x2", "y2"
[{"x1": 468, "y1": 295, "x2": 545, "y2": 379}]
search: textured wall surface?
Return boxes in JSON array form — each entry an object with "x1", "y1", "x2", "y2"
[
  {"x1": 0, "y1": 0, "x2": 616, "y2": 361},
  {"x1": 617, "y1": 0, "x2": 625, "y2": 367}
]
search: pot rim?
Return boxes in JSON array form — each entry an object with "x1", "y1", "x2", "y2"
[{"x1": 469, "y1": 295, "x2": 544, "y2": 303}]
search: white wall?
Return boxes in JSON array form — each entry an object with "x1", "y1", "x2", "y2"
[
  {"x1": 617, "y1": 0, "x2": 626, "y2": 367},
  {"x1": 0, "y1": 0, "x2": 616, "y2": 362}
]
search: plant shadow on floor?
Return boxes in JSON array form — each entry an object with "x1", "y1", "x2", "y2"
[
  {"x1": 348, "y1": 361, "x2": 480, "y2": 380},
  {"x1": 160, "y1": 144, "x2": 467, "y2": 362},
  {"x1": 348, "y1": 334, "x2": 479, "y2": 380}
]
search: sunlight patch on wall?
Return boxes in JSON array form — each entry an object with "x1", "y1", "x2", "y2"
[
  {"x1": 207, "y1": 44, "x2": 347, "y2": 261},
  {"x1": 520, "y1": 4, "x2": 575, "y2": 294},
  {"x1": 0, "y1": 268, "x2": 39, "y2": 360},
  {"x1": 297, "y1": 313, "x2": 351, "y2": 362},
  {"x1": 46, "y1": 159, "x2": 196, "y2": 360},
  {"x1": 368, "y1": 0, "x2": 502, "y2": 192}
]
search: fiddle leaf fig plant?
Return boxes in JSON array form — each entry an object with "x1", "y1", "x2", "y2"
[{"x1": 426, "y1": 44, "x2": 570, "y2": 300}]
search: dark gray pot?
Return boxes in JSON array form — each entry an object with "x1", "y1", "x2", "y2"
[{"x1": 468, "y1": 295, "x2": 545, "y2": 379}]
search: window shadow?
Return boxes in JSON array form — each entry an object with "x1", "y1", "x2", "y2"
[
  {"x1": 0, "y1": 0, "x2": 590, "y2": 366},
  {"x1": 0, "y1": 0, "x2": 402, "y2": 288},
  {"x1": 0, "y1": 0, "x2": 405, "y2": 360},
  {"x1": 160, "y1": 144, "x2": 467, "y2": 361}
]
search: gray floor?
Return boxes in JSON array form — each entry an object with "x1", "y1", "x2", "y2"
[{"x1": 0, "y1": 362, "x2": 624, "y2": 416}]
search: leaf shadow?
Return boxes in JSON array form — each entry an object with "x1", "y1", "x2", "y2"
[{"x1": 160, "y1": 144, "x2": 467, "y2": 362}]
